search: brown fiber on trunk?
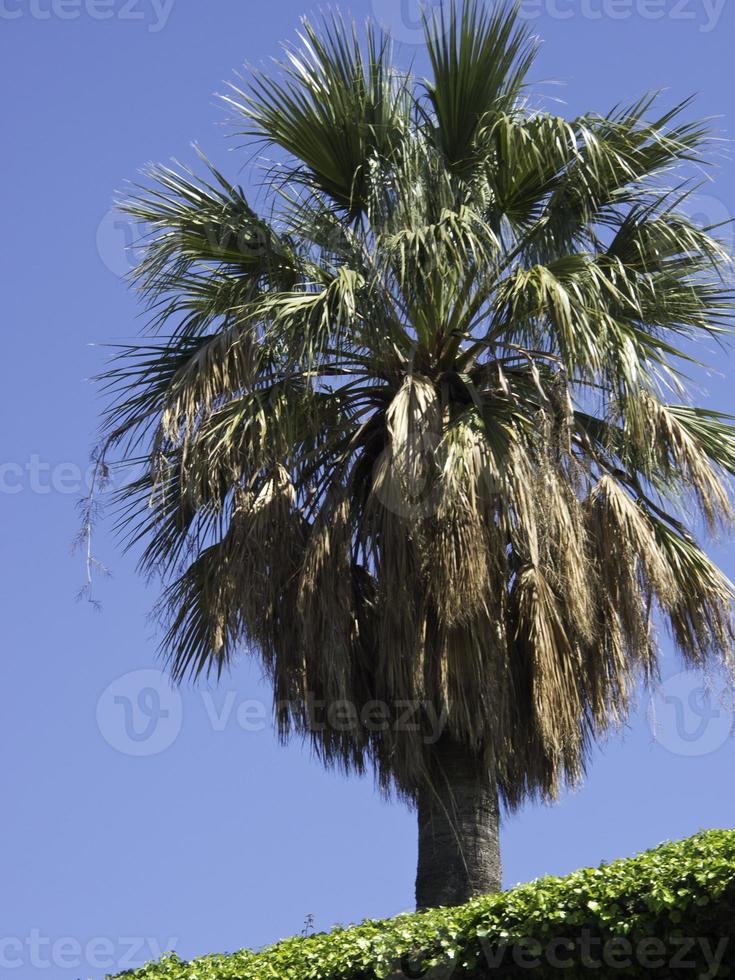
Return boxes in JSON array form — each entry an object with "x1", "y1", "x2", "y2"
[{"x1": 415, "y1": 737, "x2": 501, "y2": 909}]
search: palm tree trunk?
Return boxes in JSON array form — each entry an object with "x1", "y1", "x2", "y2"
[{"x1": 415, "y1": 737, "x2": 501, "y2": 909}]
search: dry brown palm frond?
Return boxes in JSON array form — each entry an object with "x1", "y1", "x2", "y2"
[{"x1": 643, "y1": 392, "x2": 734, "y2": 532}]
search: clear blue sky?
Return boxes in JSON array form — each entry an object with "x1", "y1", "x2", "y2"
[{"x1": 2, "y1": 2, "x2": 734, "y2": 977}]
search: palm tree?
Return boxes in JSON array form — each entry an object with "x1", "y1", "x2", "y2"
[{"x1": 97, "y1": 1, "x2": 735, "y2": 910}]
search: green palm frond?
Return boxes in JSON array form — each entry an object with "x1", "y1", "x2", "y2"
[
  {"x1": 224, "y1": 15, "x2": 409, "y2": 214},
  {"x1": 424, "y1": 0, "x2": 538, "y2": 173}
]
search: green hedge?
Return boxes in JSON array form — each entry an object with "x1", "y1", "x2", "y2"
[{"x1": 112, "y1": 830, "x2": 735, "y2": 979}]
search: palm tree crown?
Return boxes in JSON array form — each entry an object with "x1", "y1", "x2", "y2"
[{"x1": 100, "y1": 1, "x2": 735, "y2": 813}]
